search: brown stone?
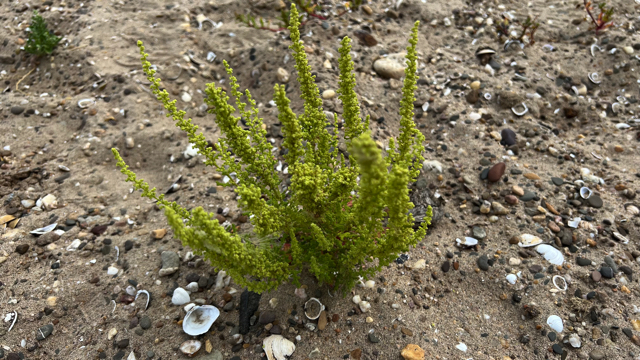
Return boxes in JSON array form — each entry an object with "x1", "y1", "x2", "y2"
[
  {"x1": 152, "y1": 228, "x2": 167, "y2": 240},
  {"x1": 401, "y1": 327, "x2": 414, "y2": 336},
  {"x1": 505, "y1": 195, "x2": 519, "y2": 205},
  {"x1": 591, "y1": 270, "x2": 602, "y2": 282},
  {"x1": 401, "y1": 344, "x2": 425, "y2": 360},
  {"x1": 487, "y1": 162, "x2": 506, "y2": 182},
  {"x1": 523, "y1": 172, "x2": 540, "y2": 180},
  {"x1": 350, "y1": 348, "x2": 362, "y2": 360},
  {"x1": 331, "y1": 313, "x2": 340, "y2": 322},
  {"x1": 317, "y1": 310, "x2": 327, "y2": 330},
  {"x1": 548, "y1": 222, "x2": 561, "y2": 233}
]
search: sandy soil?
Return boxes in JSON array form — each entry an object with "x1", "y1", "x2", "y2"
[{"x1": 0, "y1": 0, "x2": 639, "y2": 359}]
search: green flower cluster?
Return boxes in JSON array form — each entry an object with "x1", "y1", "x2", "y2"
[{"x1": 112, "y1": 4, "x2": 431, "y2": 294}]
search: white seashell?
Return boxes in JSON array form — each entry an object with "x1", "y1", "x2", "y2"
[
  {"x1": 183, "y1": 305, "x2": 220, "y2": 336},
  {"x1": 365, "y1": 280, "x2": 375, "y2": 289},
  {"x1": 304, "y1": 298, "x2": 325, "y2": 320},
  {"x1": 125, "y1": 286, "x2": 136, "y2": 296},
  {"x1": 569, "y1": 333, "x2": 581, "y2": 348},
  {"x1": 359, "y1": 301, "x2": 371, "y2": 313},
  {"x1": 512, "y1": 103, "x2": 528, "y2": 117},
  {"x1": 611, "y1": 102, "x2": 621, "y2": 114},
  {"x1": 184, "y1": 303, "x2": 196, "y2": 312},
  {"x1": 536, "y1": 245, "x2": 564, "y2": 266},
  {"x1": 579, "y1": 187, "x2": 592, "y2": 199},
  {"x1": 77, "y1": 98, "x2": 95, "y2": 108},
  {"x1": 568, "y1": 217, "x2": 581, "y2": 228},
  {"x1": 456, "y1": 237, "x2": 478, "y2": 247},
  {"x1": 352, "y1": 295, "x2": 361, "y2": 305},
  {"x1": 456, "y1": 342, "x2": 467, "y2": 352},
  {"x1": 184, "y1": 143, "x2": 198, "y2": 159},
  {"x1": 518, "y1": 234, "x2": 542, "y2": 247},
  {"x1": 552, "y1": 275, "x2": 567, "y2": 291},
  {"x1": 547, "y1": 315, "x2": 563, "y2": 333},
  {"x1": 127, "y1": 351, "x2": 136, "y2": 360},
  {"x1": 214, "y1": 271, "x2": 227, "y2": 290},
  {"x1": 263, "y1": 335, "x2": 296, "y2": 360},
  {"x1": 506, "y1": 274, "x2": 517, "y2": 285},
  {"x1": 30, "y1": 223, "x2": 57, "y2": 235},
  {"x1": 107, "y1": 266, "x2": 119, "y2": 276},
  {"x1": 613, "y1": 232, "x2": 629, "y2": 244},
  {"x1": 135, "y1": 290, "x2": 150, "y2": 310},
  {"x1": 627, "y1": 205, "x2": 639, "y2": 216},
  {"x1": 616, "y1": 123, "x2": 630, "y2": 130},
  {"x1": 172, "y1": 287, "x2": 190, "y2": 306},
  {"x1": 588, "y1": 72, "x2": 601, "y2": 84},
  {"x1": 179, "y1": 340, "x2": 202, "y2": 356}
]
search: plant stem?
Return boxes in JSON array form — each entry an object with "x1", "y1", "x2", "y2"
[{"x1": 583, "y1": 0, "x2": 600, "y2": 35}]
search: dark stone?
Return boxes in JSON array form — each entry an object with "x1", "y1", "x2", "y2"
[
  {"x1": 576, "y1": 258, "x2": 592, "y2": 266},
  {"x1": 10, "y1": 106, "x2": 25, "y2": 115},
  {"x1": 139, "y1": 316, "x2": 151, "y2": 330},
  {"x1": 500, "y1": 129, "x2": 517, "y2": 146},
  {"x1": 587, "y1": 196, "x2": 603, "y2": 208},
  {"x1": 258, "y1": 311, "x2": 276, "y2": 324},
  {"x1": 477, "y1": 255, "x2": 489, "y2": 271},
  {"x1": 479, "y1": 168, "x2": 490, "y2": 180},
  {"x1": 600, "y1": 267, "x2": 613, "y2": 279},
  {"x1": 116, "y1": 339, "x2": 129, "y2": 348},
  {"x1": 35, "y1": 324, "x2": 53, "y2": 340},
  {"x1": 91, "y1": 224, "x2": 108, "y2": 235},
  {"x1": 548, "y1": 331, "x2": 557, "y2": 341},
  {"x1": 269, "y1": 324, "x2": 282, "y2": 334},
  {"x1": 124, "y1": 240, "x2": 133, "y2": 252},
  {"x1": 441, "y1": 261, "x2": 450, "y2": 273},
  {"x1": 552, "y1": 344, "x2": 563, "y2": 354},
  {"x1": 623, "y1": 328, "x2": 633, "y2": 338},
  {"x1": 368, "y1": 333, "x2": 380, "y2": 343},
  {"x1": 185, "y1": 273, "x2": 200, "y2": 283},
  {"x1": 15, "y1": 244, "x2": 29, "y2": 255},
  {"x1": 113, "y1": 350, "x2": 126, "y2": 360},
  {"x1": 551, "y1": 177, "x2": 564, "y2": 186},
  {"x1": 520, "y1": 191, "x2": 537, "y2": 202},
  {"x1": 239, "y1": 289, "x2": 261, "y2": 334},
  {"x1": 54, "y1": 173, "x2": 71, "y2": 184}
]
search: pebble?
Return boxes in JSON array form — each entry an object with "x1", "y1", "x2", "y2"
[
  {"x1": 159, "y1": 251, "x2": 179, "y2": 276},
  {"x1": 551, "y1": 177, "x2": 564, "y2": 186},
  {"x1": 491, "y1": 202, "x2": 508, "y2": 215},
  {"x1": 322, "y1": 89, "x2": 336, "y2": 99},
  {"x1": 487, "y1": 162, "x2": 506, "y2": 182},
  {"x1": 181, "y1": 92, "x2": 192, "y2": 102},
  {"x1": 10, "y1": 106, "x2": 25, "y2": 115},
  {"x1": 276, "y1": 67, "x2": 290, "y2": 83},
  {"x1": 477, "y1": 255, "x2": 489, "y2": 271},
  {"x1": 512, "y1": 185, "x2": 525, "y2": 196},
  {"x1": 472, "y1": 226, "x2": 486, "y2": 239},
  {"x1": 441, "y1": 261, "x2": 450, "y2": 273},
  {"x1": 373, "y1": 53, "x2": 407, "y2": 79},
  {"x1": 15, "y1": 244, "x2": 29, "y2": 255},
  {"x1": 469, "y1": 81, "x2": 481, "y2": 90},
  {"x1": 500, "y1": 129, "x2": 516, "y2": 146},
  {"x1": 36, "y1": 324, "x2": 54, "y2": 340},
  {"x1": 505, "y1": 195, "x2": 518, "y2": 205},
  {"x1": 368, "y1": 333, "x2": 380, "y2": 343},
  {"x1": 400, "y1": 344, "x2": 425, "y2": 360},
  {"x1": 576, "y1": 258, "x2": 592, "y2": 266},
  {"x1": 591, "y1": 270, "x2": 602, "y2": 282},
  {"x1": 587, "y1": 195, "x2": 603, "y2": 208},
  {"x1": 139, "y1": 316, "x2": 152, "y2": 330},
  {"x1": 589, "y1": 350, "x2": 605, "y2": 360},
  {"x1": 600, "y1": 267, "x2": 613, "y2": 279},
  {"x1": 523, "y1": 173, "x2": 540, "y2": 180},
  {"x1": 520, "y1": 191, "x2": 537, "y2": 202}
]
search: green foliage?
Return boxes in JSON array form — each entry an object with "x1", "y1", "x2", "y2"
[
  {"x1": 24, "y1": 11, "x2": 61, "y2": 56},
  {"x1": 237, "y1": 0, "x2": 323, "y2": 31},
  {"x1": 112, "y1": 4, "x2": 431, "y2": 294}
]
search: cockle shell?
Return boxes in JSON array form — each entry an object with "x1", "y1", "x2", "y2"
[
  {"x1": 263, "y1": 335, "x2": 296, "y2": 360},
  {"x1": 182, "y1": 305, "x2": 220, "y2": 336}
]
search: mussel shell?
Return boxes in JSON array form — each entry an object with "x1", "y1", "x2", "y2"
[{"x1": 475, "y1": 47, "x2": 496, "y2": 56}]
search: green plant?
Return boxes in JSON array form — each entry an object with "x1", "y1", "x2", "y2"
[
  {"x1": 584, "y1": 0, "x2": 614, "y2": 34},
  {"x1": 112, "y1": 4, "x2": 431, "y2": 294},
  {"x1": 517, "y1": 16, "x2": 540, "y2": 45},
  {"x1": 237, "y1": 0, "x2": 325, "y2": 31},
  {"x1": 24, "y1": 11, "x2": 61, "y2": 56}
]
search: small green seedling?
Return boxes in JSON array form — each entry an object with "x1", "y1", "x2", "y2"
[
  {"x1": 518, "y1": 16, "x2": 540, "y2": 45},
  {"x1": 24, "y1": 11, "x2": 61, "y2": 56}
]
